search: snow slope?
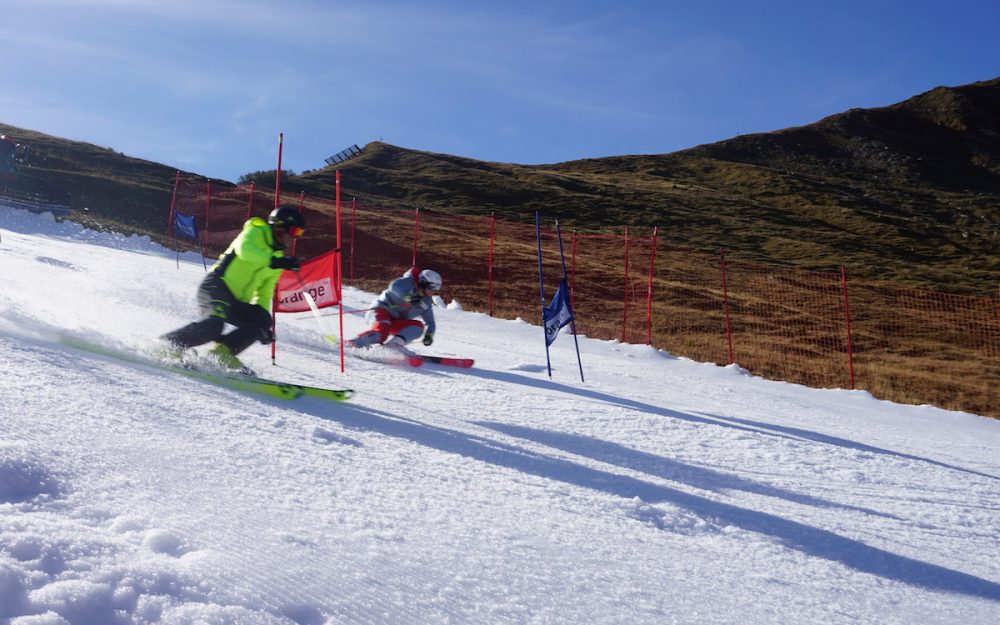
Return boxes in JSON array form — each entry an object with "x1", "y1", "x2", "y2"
[{"x1": 1, "y1": 205, "x2": 999, "y2": 625}]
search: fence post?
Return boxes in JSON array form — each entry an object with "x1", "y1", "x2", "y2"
[
  {"x1": 245, "y1": 181, "x2": 255, "y2": 221},
  {"x1": 274, "y1": 133, "x2": 283, "y2": 208},
  {"x1": 291, "y1": 191, "x2": 305, "y2": 257},
  {"x1": 570, "y1": 231, "x2": 578, "y2": 302},
  {"x1": 203, "y1": 180, "x2": 212, "y2": 262},
  {"x1": 720, "y1": 248, "x2": 734, "y2": 364},
  {"x1": 487, "y1": 213, "x2": 496, "y2": 316},
  {"x1": 622, "y1": 226, "x2": 630, "y2": 343},
  {"x1": 412, "y1": 207, "x2": 421, "y2": 269},
  {"x1": 646, "y1": 226, "x2": 658, "y2": 345},
  {"x1": 349, "y1": 198, "x2": 357, "y2": 284},
  {"x1": 841, "y1": 265, "x2": 856, "y2": 390},
  {"x1": 167, "y1": 171, "x2": 180, "y2": 263}
]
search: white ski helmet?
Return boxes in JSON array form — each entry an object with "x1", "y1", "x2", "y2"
[{"x1": 418, "y1": 269, "x2": 443, "y2": 291}]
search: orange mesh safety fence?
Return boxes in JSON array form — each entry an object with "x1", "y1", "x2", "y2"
[
  {"x1": 489, "y1": 219, "x2": 552, "y2": 322},
  {"x1": 165, "y1": 179, "x2": 1000, "y2": 417},
  {"x1": 649, "y1": 243, "x2": 735, "y2": 367},
  {"x1": 204, "y1": 186, "x2": 252, "y2": 252},
  {"x1": 559, "y1": 231, "x2": 655, "y2": 345},
  {"x1": 409, "y1": 211, "x2": 494, "y2": 311},
  {"x1": 847, "y1": 280, "x2": 999, "y2": 413},
  {"x1": 723, "y1": 259, "x2": 851, "y2": 390}
]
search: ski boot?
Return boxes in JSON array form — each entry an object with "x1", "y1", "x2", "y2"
[
  {"x1": 346, "y1": 330, "x2": 381, "y2": 349},
  {"x1": 153, "y1": 337, "x2": 186, "y2": 363},
  {"x1": 208, "y1": 344, "x2": 256, "y2": 377}
]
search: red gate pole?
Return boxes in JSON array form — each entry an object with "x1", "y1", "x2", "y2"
[
  {"x1": 646, "y1": 226, "x2": 658, "y2": 345},
  {"x1": 487, "y1": 213, "x2": 496, "y2": 316},
  {"x1": 841, "y1": 265, "x2": 856, "y2": 389},
  {"x1": 621, "y1": 226, "x2": 630, "y2": 343},
  {"x1": 721, "y1": 249, "x2": 734, "y2": 364}
]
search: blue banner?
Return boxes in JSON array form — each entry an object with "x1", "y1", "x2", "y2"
[
  {"x1": 173, "y1": 212, "x2": 198, "y2": 240},
  {"x1": 543, "y1": 279, "x2": 574, "y2": 346}
]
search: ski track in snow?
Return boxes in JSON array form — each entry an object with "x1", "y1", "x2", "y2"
[{"x1": 1, "y1": 205, "x2": 999, "y2": 625}]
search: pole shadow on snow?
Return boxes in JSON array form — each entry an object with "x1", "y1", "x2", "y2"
[
  {"x1": 696, "y1": 412, "x2": 1000, "y2": 482},
  {"x1": 303, "y1": 401, "x2": 1000, "y2": 602},
  {"x1": 459, "y1": 367, "x2": 999, "y2": 482},
  {"x1": 473, "y1": 422, "x2": 898, "y2": 521}
]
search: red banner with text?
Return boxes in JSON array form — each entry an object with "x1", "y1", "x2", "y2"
[{"x1": 273, "y1": 249, "x2": 340, "y2": 313}]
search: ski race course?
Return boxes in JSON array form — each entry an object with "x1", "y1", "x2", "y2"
[{"x1": 2, "y1": 204, "x2": 1000, "y2": 625}]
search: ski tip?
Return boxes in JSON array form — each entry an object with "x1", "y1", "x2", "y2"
[{"x1": 323, "y1": 334, "x2": 340, "y2": 345}]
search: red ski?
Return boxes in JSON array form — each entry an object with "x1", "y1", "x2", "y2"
[
  {"x1": 347, "y1": 346, "x2": 472, "y2": 368},
  {"x1": 416, "y1": 355, "x2": 475, "y2": 368}
]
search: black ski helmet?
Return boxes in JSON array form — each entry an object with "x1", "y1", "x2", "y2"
[{"x1": 267, "y1": 206, "x2": 305, "y2": 233}]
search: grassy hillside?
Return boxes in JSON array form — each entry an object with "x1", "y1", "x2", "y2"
[
  {"x1": 0, "y1": 122, "x2": 213, "y2": 236},
  {"x1": 3, "y1": 77, "x2": 999, "y2": 295},
  {"x1": 304, "y1": 77, "x2": 1000, "y2": 294}
]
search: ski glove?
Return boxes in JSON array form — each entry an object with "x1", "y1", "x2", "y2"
[
  {"x1": 258, "y1": 327, "x2": 275, "y2": 345},
  {"x1": 422, "y1": 331, "x2": 434, "y2": 346},
  {"x1": 270, "y1": 255, "x2": 300, "y2": 271}
]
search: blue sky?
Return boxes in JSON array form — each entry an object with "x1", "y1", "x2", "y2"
[{"x1": 3, "y1": 0, "x2": 998, "y2": 183}]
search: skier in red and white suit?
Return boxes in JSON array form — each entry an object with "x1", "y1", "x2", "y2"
[{"x1": 347, "y1": 269, "x2": 442, "y2": 350}]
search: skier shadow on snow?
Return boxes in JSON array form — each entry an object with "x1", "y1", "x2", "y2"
[
  {"x1": 460, "y1": 367, "x2": 999, "y2": 482},
  {"x1": 309, "y1": 400, "x2": 1000, "y2": 602}
]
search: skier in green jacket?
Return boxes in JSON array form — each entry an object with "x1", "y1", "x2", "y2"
[{"x1": 160, "y1": 206, "x2": 305, "y2": 372}]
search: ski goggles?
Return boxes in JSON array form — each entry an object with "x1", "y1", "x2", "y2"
[{"x1": 287, "y1": 225, "x2": 305, "y2": 238}]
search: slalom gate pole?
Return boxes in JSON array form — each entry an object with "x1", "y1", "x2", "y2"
[
  {"x1": 535, "y1": 212, "x2": 553, "y2": 377},
  {"x1": 555, "y1": 221, "x2": 584, "y2": 383}
]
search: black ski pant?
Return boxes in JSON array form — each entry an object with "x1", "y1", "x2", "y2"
[{"x1": 161, "y1": 272, "x2": 272, "y2": 356}]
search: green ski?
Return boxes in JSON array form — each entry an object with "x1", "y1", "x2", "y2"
[{"x1": 58, "y1": 336, "x2": 353, "y2": 402}]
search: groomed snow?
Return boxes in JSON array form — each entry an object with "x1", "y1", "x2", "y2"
[{"x1": 1, "y1": 205, "x2": 999, "y2": 625}]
